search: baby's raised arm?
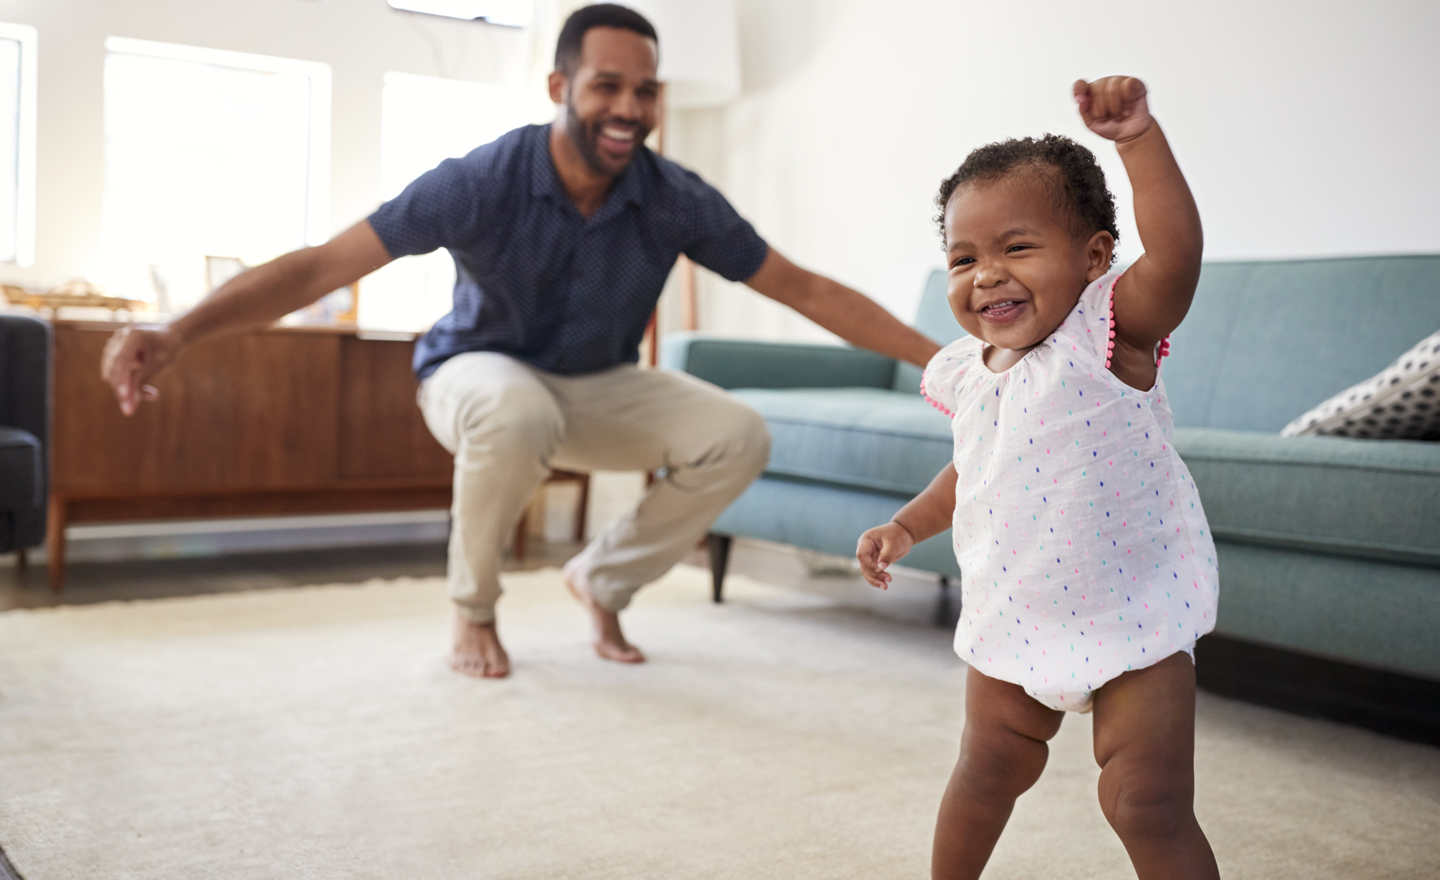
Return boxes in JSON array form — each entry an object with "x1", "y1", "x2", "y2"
[{"x1": 1075, "y1": 77, "x2": 1202, "y2": 385}]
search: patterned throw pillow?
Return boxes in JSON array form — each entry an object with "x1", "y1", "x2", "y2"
[{"x1": 1281, "y1": 329, "x2": 1440, "y2": 440}]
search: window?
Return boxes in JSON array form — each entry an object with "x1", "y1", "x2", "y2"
[
  {"x1": 361, "y1": 72, "x2": 542, "y2": 332},
  {"x1": 0, "y1": 23, "x2": 36, "y2": 266},
  {"x1": 100, "y1": 38, "x2": 330, "y2": 311}
]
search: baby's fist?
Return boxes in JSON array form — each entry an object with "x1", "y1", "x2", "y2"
[
  {"x1": 856, "y1": 522, "x2": 914, "y2": 591},
  {"x1": 1074, "y1": 76, "x2": 1152, "y2": 143}
]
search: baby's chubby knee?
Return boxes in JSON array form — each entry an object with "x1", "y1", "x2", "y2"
[
  {"x1": 956, "y1": 738, "x2": 1043, "y2": 801},
  {"x1": 1097, "y1": 757, "x2": 1194, "y2": 842},
  {"x1": 955, "y1": 716, "x2": 1059, "y2": 802},
  {"x1": 951, "y1": 671, "x2": 1064, "y2": 801}
]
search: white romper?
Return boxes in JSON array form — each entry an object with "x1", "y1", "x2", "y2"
[{"x1": 922, "y1": 271, "x2": 1219, "y2": 712}]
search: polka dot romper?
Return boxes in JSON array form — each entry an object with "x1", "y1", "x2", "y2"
[{"x1": 922, "y1": 271, "x2": 1219, "y2": 712}]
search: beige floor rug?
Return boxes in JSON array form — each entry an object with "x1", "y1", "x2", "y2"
[{"x1": 0, "y1": 566, "x2": 1436, "y2": 879}]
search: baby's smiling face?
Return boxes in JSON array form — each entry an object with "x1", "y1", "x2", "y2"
[{"x1": 943, "y1": 172, "x2": 1113, "y2": 359}]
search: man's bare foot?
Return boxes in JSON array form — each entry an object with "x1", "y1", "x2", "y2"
[
  {"x1": 563, "y1": 562, "x2": 645, "y2": 664},
  {"x1": 448, "y1": 614, "x2": 511, "y2": 679}
]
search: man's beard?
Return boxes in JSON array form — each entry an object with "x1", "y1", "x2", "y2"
[{"x1": 565, "y1": 98, "x2": 644, "y2": 178}]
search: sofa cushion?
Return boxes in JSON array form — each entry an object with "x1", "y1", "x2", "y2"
[
  {"x1": 731, "y1": 387, "x2": 952, "y2": 496},
  {"x1": 1174, "y1": 428, "x2": 1440, "y2": 565},
  {"x1": 0, "y1": 425, "x2": 41, "y2": 509}
]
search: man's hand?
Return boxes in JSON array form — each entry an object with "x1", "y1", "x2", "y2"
[
  {"x1": 856, "y1": 522, "x2": 915, "y2": 590},
  {"x1": 95, "y1": 221, "x2": 394, "y2": 417},
  {"x1": 1074, "y1": 76, "x2": 1153, "y2": 144},
  {"x1": 101, "y1": 325, "x2": 180, "y2": 416}
]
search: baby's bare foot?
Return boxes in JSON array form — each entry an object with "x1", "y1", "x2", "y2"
[
  {"x1": 563, "y1": 562, "x2": 646, "y2": 664},
  {"x1": 448, "y1": 614, "x2": 511, "y2": 679}
]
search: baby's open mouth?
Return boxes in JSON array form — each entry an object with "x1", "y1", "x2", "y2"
[{"x1": 979, "y1": 300, "x2": 1026, "y2": 321}]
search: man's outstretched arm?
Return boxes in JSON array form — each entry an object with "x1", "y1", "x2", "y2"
[
  {"x1": 743, "y1": 248, "x2": 940, "y2": 368},
  {"x1": 101, "y1": 220, "x2": 394, "y2": 415}
]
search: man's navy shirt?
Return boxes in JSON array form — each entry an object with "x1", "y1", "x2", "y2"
[{"x1": 368, "y1": 123, "x2": 770, "y2": 379}]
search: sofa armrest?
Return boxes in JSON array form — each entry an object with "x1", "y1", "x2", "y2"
[
  {"x1": 660, "y1": 332, "x2": 898, "y2": 391},
  {"x1": 0, "y1": 314, "x2": 51, "y2": 445},
  {"x1": 0, "y1": 426, "x2": 41, "y2": 509}
]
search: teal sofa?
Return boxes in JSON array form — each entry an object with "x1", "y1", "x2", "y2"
[{"x1": 664, "y1": 255, "x2": 1440, "y2": 739}]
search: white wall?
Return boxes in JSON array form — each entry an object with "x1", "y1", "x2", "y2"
[
  {"x1": 668, "y1": 0, "x2": 1440, "y2": 344},
  {"x1": 7, "y1": 0, "x2": 1437, "y2": 336},
  {"x1": 0, "y1": 0, "x2": 544, "y2": 287}
]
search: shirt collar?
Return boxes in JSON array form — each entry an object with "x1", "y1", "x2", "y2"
[{"x1": 532, "y1": 123, "x2": 647, "y2": 214}]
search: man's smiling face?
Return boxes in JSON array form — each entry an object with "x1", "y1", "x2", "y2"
[{"x1": 559, "y1": 26, "x2": 659, "y2": 178}]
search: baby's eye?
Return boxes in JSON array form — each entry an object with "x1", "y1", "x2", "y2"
[
  {"x1": 951, "y1": 257, "x2": 975, "y2": 268},
  {"x1": 1006, "y1": 245, "x2": 1031, "y2": 254}
]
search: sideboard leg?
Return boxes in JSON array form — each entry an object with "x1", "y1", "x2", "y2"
[
  {"x1": 573, "y1": 473, "x2": 590, "y2": 544},
  {"x1": 706, "y1": 533, "x2": 732, "y2": 604},
  {"x1": 512, "y1": 513, "x2": 528, "y2": 561},
  {"x1": 46, "y1": 498, "x2": 66, "y2": 592}
]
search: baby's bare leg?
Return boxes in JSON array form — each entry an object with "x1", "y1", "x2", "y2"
[
  {"x1": 1092, "y1": 652, "x2": 1219, "y2": 880},
  {"x1": 933, "y1": 666, "x2": 1064, "y2": 880}
]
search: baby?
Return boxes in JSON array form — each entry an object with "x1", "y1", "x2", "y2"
[{"x1": 857, "y1": 77, "x2": 1220, "y2": 879}]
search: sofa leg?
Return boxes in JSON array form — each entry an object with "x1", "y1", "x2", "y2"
[
  {"x1": 14, "y1": 548, "x2": 26, "y2": 572},
  {"x1": 706, "y1": 533, "x2": 732, "y2": 604},
  {"x1": 935, "y1": 575, "x2": 960, "y2": 629}
]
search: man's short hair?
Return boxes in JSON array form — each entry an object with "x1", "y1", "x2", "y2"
[{"x1": 554, "y1": 4, "x2": 659, "y2": 75}]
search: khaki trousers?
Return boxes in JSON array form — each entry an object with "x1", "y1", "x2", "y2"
[{"x1": 417, "y1": 352, "x2": 771, "y2": 624}]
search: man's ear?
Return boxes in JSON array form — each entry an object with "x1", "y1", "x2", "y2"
[
  {"x1": 1084, "y1": 230, "x2": 1115, "y2": 282},
  {"x1": 547, "y1": 70, "x2": 567, "y2": 104}
]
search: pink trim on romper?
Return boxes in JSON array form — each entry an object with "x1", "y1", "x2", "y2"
[
  {"x1": 920, "y1": 376, "x2": 954, "y2": 417},
  {"x1": 1103, "y1": 274, "x2": 1173, "y2": 369},
  {"x1": 1103, "y1": 275, "x2": 1118, "y2": 369}
]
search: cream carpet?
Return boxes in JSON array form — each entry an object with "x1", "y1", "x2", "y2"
[{"x1": 0, "y1": 566, "x2": 1436, "y2": 879}]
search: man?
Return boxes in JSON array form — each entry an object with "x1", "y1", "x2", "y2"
[{"x1": 102, "y1": 4, "x2": 939, "y2": 679}]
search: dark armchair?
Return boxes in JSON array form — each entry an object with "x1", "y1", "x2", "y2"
[{"x1": 0, "y1": 313, "x2": 50, "y2": 564}]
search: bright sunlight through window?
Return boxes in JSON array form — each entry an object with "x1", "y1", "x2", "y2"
[
  {"x1": 100, "y1": 38, "x2": 330, "y2": 312},
  {"x1": 0, "y1": 23, "x2": 36, "y2": 266},
  {"x1": 360, "y1": 72, "x2": 543, "y2": 333}
]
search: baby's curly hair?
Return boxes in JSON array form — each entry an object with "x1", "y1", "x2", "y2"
[{"x1": 935, "y1": 134, "x2": 1119, "y2": 264}]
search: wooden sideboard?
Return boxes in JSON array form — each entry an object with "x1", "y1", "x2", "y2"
[{"x1": 48, "y1": 321, "x2": 455, "y2": 589}]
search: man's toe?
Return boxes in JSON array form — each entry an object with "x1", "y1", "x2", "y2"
[
  {"x1": 596, "y1": 641, "x2": 646, "y2": 664},
  {"x1": 448, "y1": 653, "x2": 493, "y2": 679}
]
